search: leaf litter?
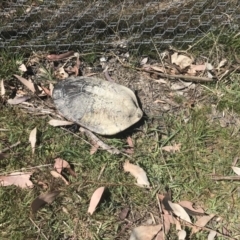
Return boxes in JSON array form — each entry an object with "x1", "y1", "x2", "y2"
[
  {"x1": 2, "y1": 48, "x2": 240, "y2": 239},
  {"x1": 123, "y1": 161, "x2": 150, "y2": 187},
  {"x1": 0, "y1": 172, "x2": 33, "y2": 188}
]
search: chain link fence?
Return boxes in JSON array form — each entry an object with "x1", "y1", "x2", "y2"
[{"x1": 0, "y1": 0, "x2": 239, "y2": 53}]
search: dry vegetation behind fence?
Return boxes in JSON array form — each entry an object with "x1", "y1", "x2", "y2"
[{"x1": 0, "y1": 0, "x2": 239, "y2": 53}]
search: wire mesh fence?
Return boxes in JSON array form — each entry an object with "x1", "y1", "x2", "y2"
[{"x1": 0, "y1": 0, "x2": 239, "y2": 53}]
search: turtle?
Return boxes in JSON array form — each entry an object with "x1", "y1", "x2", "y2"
[{"x1": 52, "y1": 76, "x2": 143, "y2": 135}]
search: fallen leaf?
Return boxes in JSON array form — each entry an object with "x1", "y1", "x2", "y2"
[
  {"x1": 208, "y1": 230, "x2": 217, "y2": 240},
  {"x1": 73, "y1": 53, "x2": 81, "y2": 76},
  {"x1": 123, "y1": 161, "x2": 150, "y2": 187},
  {"x1": 175, "y1": 218, "x2": 182, "y2": 230},
  {"x1": 14, "y1": 75, "x2": 36, "y2": 93},
  {"x1": 206, "y1": 63, "x2": 214, "y2": 71},
  {"x1": 217, "y1": 59, "x2": 227, "y2": 69},
  {"x1": 162, "y1": 143, "x2": 181, "y2": 153},
  {"x1": 232, "y1": 166, "x2": 240, "y2": 175},
  {"x1": 163, "y1": 214, "x2": 175, "y2": 234},
  {"x1": 127, "y1": 136, "x2": 134, "y2": 148},
  {"x1": 54, "y1": 158, "x2": 76, "y2": 177},
  {"x1": 168, "y1": 201, "x2": 191, "y2": 223},
  {"x1": 49, "y1": 83, "x2": 54, "y2": 97},
  {"x1": 80, "y1": 127, "x2": 120, "y2": 154},
  {"x1": 140, "y1": 57, "x2": 148, "y2": 65},
  {"x1": 171, "y1": 53, "x2": 193, "y2": 69},
  {"x1": 191, "y1": 214, "x2": 215, "y2": 234},
  {"x1": 50, "y1": 170, "x2": 69, "y2": 185},
  {"x1": 37, "y1": 181, "x2": 48, "y2": 189},
  {"x1": 7, "y1": 96, "x2": 31, "y2": 105},
  {"x1": 31, "y1": 191, "x2": 60, "y2": 213},
  {"x1": 187, "y1": 64, "x2": 206, "y2": 75},
  {"x1": 178, "y1": 201, "x2": 205, "y2": 216},
  {"x1": 18, "y1": 63, "x2": 27, "y2": 72},
  {"x1": 55, "y1": 66, "x2": 69, "y2": 79},
  {"x1": 171, "y1": 82, "x2": 192, "y2": 91},
  {"x1": 90, "y1": 142, "x2": 99, "y2": 155},
  {"x1": 41, "y1": 86, "x2": 52, "y2": 96},
  {"x1": 0, "y1": 172, "x2": 33, "y2": 188},
  {"x1": 150, "y1": 65, "x2": 165, "y2": 73},
  {"x1": 87, "y1": 187, "x2": 105, "y2": 215},
  {"x1": 29, "y1": 127, "x2": 37, "y2": 154},
  {"x1": 207, "y1": 71, "x2": 213, "y2": 79},
  {"x1": 46, "y1": 51, "x2": 75, "y2": 61},
  {"x1": 178, "y1": 230, "x2": 186, "y2": 240},
  {"x1": 119, "y1": 206, "x2": 130, "y2": 220},
  {"x1": 129, "y1": 224, "x2": 162, "y2": 240},
  {"x1": 1, "y1": 79, "x2": 5, "y2": 96},
  {"x1": 48, "y1": 119, "x2": 74, "y2": 126}
]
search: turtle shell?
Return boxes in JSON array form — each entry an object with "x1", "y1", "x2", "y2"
[{"x1": 52, "y1": 76, "x2": 143, "y2": 135}]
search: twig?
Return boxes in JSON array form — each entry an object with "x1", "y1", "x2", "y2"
[
  {"x1": 179, "y1": 217, "x2": 237, "y2": 240},
  {"x1": 156, "y1": 194, "x2": 165, "y2": 240},
  {"x1": 29, "y1": 217, "x2": 48, "y2": 240},
  {"x1": 112, "y1": 52, "x2": 214, "y2": 83},
  {"x1": 0, "y1": 141, "x2": 21, "y2": 153},
  {"x1": 140, "y1": 69, "x2": 214, "y2": 82},
  {"x1": 211, "y1": 175, "x2": 240, "y2": 181},
  {"x1": 0, "y1": 164, "x2": 52, "y2": 175},
  {"x1": 97, "y1": 164, "x2": 107, "y2": 181},
  {"x1": 79, "y1": 127, "x2": 120, "y2": 154}
]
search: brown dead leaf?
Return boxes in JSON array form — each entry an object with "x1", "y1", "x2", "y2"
[
  {"x1": 191, "y1": 214, "x2": 215, "y2": 234},
  {"x1": 171, "y1": 53, "x2": 193, "y2": 69},
  {"x1": 162, "y1": 143, "x2": 181, "y2": 153},
  {"x1": 54, "y1": 158, "x2": 76, "y2": 177},
  {"x1": 37, "y1": 181, "x2": 48, "y2": 189},
  {"x1": 208, "y1": 230, "x2": 217, "y2": 240},
  {"x1": 187, "y1": 64, "x2": 206, "y2": 75},
  {"x1": 14, "y1": 75, "x2": 36, "y2": 93},
  {"x1": 48, "y1": 119, "x2": 74, "y2": 126},
  {"x1": 18, "y1": 63, "x2": 27, "y2": 72},
  {"x1": 80, "y1": 127, "x2": 120, "y2": 154},
  {"x1": 29, "y1": 127, "x2": 37, "y2": 154},
  {"x1": 73, "y1": 52, "x2": 81, "y2": 76},
  {"x1": 1, "y1": 79, "x2": 5, "y2": 96},
  {"x1": 41, "y1": 86, "x2": 52, "y2": 97},
  {"x1": 55, "y1": 66, "x2": 69, "y2": 79},
  {"x1": 0, "y1": 172, "x2": 33, "y2": 188},
  {"x1": 123, "y1": 161, "x2": 150, "y2": 187},
  {"x1": 46, "y1": 51, "x2": 75, "y2": 61},
  {"x1": 90, "y1": 142, "x2": 99, "y2": 155},
  {"x1": 178, "y1": 230, "x2": 186, "y2": 240},
  {"x1": 178, "y1": 201, "x2": 205, "y2": 216},
  {"x1": 87, "y1": 186, "x2": 105, "y2": 215},
  {"x1": 7, "y1": 96, "x2": 30, "y2": 105},
  {"x1": 232, "y1": 166, "x2": 240, "y2": 175},
  {"x1": 127, "y1": 136, "x2": 134, "y2": 148},
  {"x1": 50, "y1": 170, "x2": 69, "y2": 185},
  {"x1": 217, "y1": 59, "x2": 227, "y2": 70},
  {"x1": 163, "y1": 214, "x2": 175, "y2": 234},
  {"x1": 168, "y1": 201, "x2": 191, "y2": 223},
  {"x1": 119, "y1": 206, "x2": 130, "y2": 220},
  {"x1": 31, "y1": 191, "x2": 60, "y2": 213},
  {"x1": 150, "y1": 65, "x2": 166, "y2": 73},
  {"x1": 129, "y1": 224, "x2": 162, "y2": 240}
]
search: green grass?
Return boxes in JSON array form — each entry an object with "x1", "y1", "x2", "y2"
[{"x1": 1, "y1": 38, "x2": 240, "y2": 240}]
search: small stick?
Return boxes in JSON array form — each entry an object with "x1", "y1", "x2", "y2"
[
  {"x1": 156, "y1": 194, "x2": 165, "y2": 240},
  {"x1": 29, "y1": 217, "x2": 48, "y2": 240},
  {"x1": 112, "y1": 52, "x2": 214, "y2": 83},
  {"x1": 211, "y1": 175, "x2": 240, "y2": 181},
  {"x1": 0, "y1": 141, "x2": 21, "y2": 153}
]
